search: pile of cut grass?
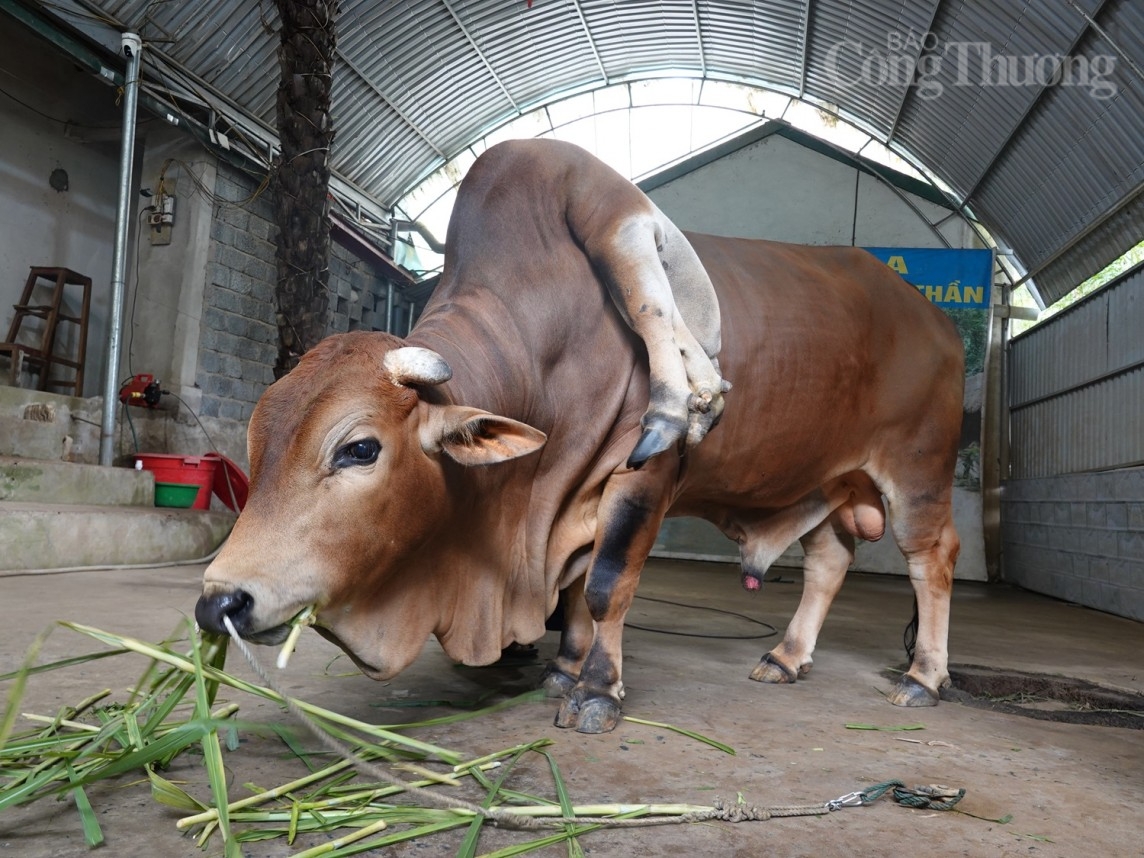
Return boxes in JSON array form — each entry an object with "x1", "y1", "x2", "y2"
[{"x1": 0, "y1": 620, "x2": 732, "y2": 856}]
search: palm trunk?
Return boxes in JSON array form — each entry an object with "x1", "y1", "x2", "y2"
[{"x1": 272, "y1": 0, "x2": 337, "y2": 377}]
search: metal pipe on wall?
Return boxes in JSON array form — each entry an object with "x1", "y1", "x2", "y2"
[{"x1": 99, "y1": 33, "x2": 143, "y2": 466}]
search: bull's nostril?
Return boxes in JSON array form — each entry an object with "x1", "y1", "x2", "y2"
[{"x1": 195, "y1": 588, "x2": 254, "y2": 635}]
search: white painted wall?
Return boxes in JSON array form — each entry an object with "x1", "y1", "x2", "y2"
[
  {"x1": 0, "y1": 27, "x2": 123, "y2": 399},
  {"x1": 0, "y1": 26, "x2": 219, "y2": 435},
  {"x1": 128, "y1": 129, "x2": 216, "y2": 410},
  {"x1": 645, "y1": 129, "x2": 988, "y2": 581},
  {"x1": 647, "y1": 132, "x2": 974, "y2": 249}
]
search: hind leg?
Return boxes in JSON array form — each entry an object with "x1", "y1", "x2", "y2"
[
  {"x1": 884, "y1": 491, "x2": 960, "y2": 706},
  {"x1": 750, "y1": 518, "x2": 855, "y2": 683}
]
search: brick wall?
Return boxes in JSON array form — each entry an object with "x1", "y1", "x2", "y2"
[
  {"x1": 197, "y1": 166, "x2": 278, "y2": 422},
  {"x1": 196, "y1": 163, "x2": 397, "y2": 420},
  {"x1": 1002, "y1": 468, "x2": 1144, "y2": 621},
  {"x1": 329, "y1": 242, "x2": 389, "y2": 333}
]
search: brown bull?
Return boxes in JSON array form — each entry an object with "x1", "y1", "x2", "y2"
[{"x1": 196, "y1": 138, "x2": 963, "y2": 734}]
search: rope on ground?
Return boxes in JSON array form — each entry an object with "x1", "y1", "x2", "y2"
[
  {"x1": 852, "y1": 780, "x2": 966, "y2": 811},
  {"x1": 221, "y1": 617, "x2": 963, "y2": 831}
]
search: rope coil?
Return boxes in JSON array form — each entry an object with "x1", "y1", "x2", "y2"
[{"x1": 859, "y1": 780, "x2": 967, "y2": 811}]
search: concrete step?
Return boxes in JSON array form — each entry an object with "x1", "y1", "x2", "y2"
[
  {"x1": 0, "y1": 383, "x2": 102, "y2": 463},
  {"x1": 0, "y1": 456, "x2": 154, "y2": 506},
  {"x1": 0, "y1": 412, "x2": 72, "y2": 461},
  {"x1": 0, "y1": 501, "x2": 234, "y2": 572},
  {"x1": 0, "y1": 383, "x2": 85, "y2": 416}
]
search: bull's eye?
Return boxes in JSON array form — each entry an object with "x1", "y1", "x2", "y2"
[{"x1": 334, "y1": 438, "x2": 381, "y2": 468}]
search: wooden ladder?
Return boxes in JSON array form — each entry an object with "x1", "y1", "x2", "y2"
[{"x1": 0, "y1": 267, "x2": 92, "y2": 396}]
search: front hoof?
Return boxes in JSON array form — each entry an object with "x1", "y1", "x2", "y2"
[
  {"x1": 554, "y1": 690, "x2": 623, "y2": 733},
  {"x1": 574, "y1": 696, "x2": 623, "y2": 734},
  {"x1": 627, "y1": 416, "x2": 683, "y2": 469},
  {"x1": 554, "y1": 694, "x2": 581, "y2": 729},
  {"x1": 886, "y1": 674, "x2": 940, "y2": 707},
  {"x1": 539, "y1": 665, "x2": 577, "y2": 699},
  {"x1": 749, "y1": 653, "x2": 799, "y2": 684}
]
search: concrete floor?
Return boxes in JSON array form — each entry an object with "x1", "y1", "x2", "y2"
[{"x1": 1, "y1": 558, "x2": 1142, "y2": 857}]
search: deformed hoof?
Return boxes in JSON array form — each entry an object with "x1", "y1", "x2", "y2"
[
  {"x1": 553, "y1": 690, "x2": 623, "y2": 733},
  {"x1": 749, "y1": 653, "x2": 799, "y2": 684},
  {"x1": 574, "y1": 696, "x2": 623, "y2": 734},
  {"x1": 554, "y1": 695, "x2": 580, "y2": 729},
  {"x1": 627, "y1": 417, "x2": 682, "y2": 469},
  {"x1": 539, "y1": 665, "x2": 577, "y2": 699},
  {"x1": 886, "y1": 673, "x2": 940, "y2": 707}
]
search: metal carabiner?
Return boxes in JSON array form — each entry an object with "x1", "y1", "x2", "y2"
[{"x1": 826, "y1": 791, "x2": 866, "y2": 811}]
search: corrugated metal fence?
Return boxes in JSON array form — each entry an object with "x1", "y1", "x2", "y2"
[
  {"x1": 1004, "y1": 262, "x2": 1144, "y2": 621},
  {"x1": 1008, "y1": 263, "x2": 1144, "y2": 478}
]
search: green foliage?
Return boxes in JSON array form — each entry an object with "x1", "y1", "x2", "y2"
[
  {"x1": 1011, "y1": 238, "x2": 1144, "y2": 336},
  {"x1": 1068, "y1": 239, "x2": 1144, "y2": 302},
  {"x1": 2, "y1": 622, "x2": 736, "y2": 856},
  {"x1": 941, "y1": 307, "x2": 988, "y2": 375},
  {"x1": 956, "y1": 443, "x2": 981, "y2": 491}
]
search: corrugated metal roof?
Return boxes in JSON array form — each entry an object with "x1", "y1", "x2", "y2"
[{"x1": 39, "y1": 0, "x2": 1144, "y2": 305}]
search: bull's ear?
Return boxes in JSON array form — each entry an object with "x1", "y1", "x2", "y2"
[{"x1": 421, "y1": 405, "x2": 546, "y2": 466}]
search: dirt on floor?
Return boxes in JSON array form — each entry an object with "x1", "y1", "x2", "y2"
[{"x1": 1, "y1": 558, "x2": 1142, "y2": 858}]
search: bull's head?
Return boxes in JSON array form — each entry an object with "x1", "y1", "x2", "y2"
[{"x1": 194, "y1": 332, "x2": 546, "y2": 678}]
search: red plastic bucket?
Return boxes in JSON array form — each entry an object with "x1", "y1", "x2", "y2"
[{"x1": 135, "y1": 453, "x2": 219, "y2": 510}]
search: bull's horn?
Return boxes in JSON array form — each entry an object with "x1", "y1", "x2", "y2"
[{"x1": 383, "y1": 347, "x2": 453, "y2": 387}]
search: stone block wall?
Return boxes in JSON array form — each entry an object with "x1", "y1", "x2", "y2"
[
  {"x1": 329, "y1": 242, "x2": 389, "y2": 333},
  {"x1": 197, "y1": 165, "x2": 278, "y2": 423},
  {"x1": 196, "y1": 163, "x2": 397, "y2": 421},
  {"x1": 1002, "y1": 467, "x2": 1144, "y2": 621}
]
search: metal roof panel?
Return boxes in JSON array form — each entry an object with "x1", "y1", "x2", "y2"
[{"x1": 43, "y1": 0, "x2": 1144, "y2": 300}]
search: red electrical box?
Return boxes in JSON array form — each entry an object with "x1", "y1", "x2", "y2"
[{"x1": 119, "y1": 374, "x2": 163, "y2": 408}]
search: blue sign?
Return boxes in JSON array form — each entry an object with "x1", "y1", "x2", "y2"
[{"x1": 863, "y1": 248, "x2": 993, "y2": 309}]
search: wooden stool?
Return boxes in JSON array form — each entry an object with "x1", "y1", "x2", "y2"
[{"x1": 0, "y1": 267, "x2": 92, "y2": 395}]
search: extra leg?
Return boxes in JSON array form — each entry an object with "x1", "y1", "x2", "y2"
[
  {"x1": 750, "y1": 518, "x2": 855, "y2": 683},
  {"x1": 554, "y1": 473, "x2": 671, "y2": 733},
  {"x1": 580, "y1": 207, "x2": 728, "y2": 468},
  {"x1": 657, "y1": 215, "x2": 729, "y2": 449}
]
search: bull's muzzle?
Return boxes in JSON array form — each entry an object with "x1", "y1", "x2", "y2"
[{"x1": 195, "y1": 588, "x2": 254, "y2": 637}]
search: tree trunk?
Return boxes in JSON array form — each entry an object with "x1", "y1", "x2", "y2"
[{"x1": 272, "y1": 0, "x2": 337, "y2": 378}]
